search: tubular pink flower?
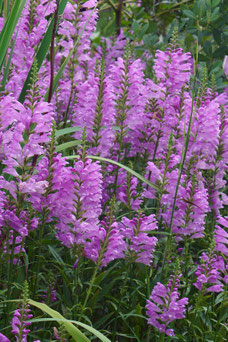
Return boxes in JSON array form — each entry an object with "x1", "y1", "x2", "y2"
[
  {"x1": 193, "y1": 252, "x2": 224, "y2": 293},
  {"x1": 146, "y1": 274, "x2": 188, "y2": 336},
  {"x1": 214, "y1": 217, "x2": 228, "y2": 256},
  {"x1": 120, "y1": 214, "x2": 158, "y2": 266},
  {"x1": 100, "y1": 220, "x2": 127, "y2": 267},
  {"x1": 11, "y1": 307, "x2": 33, "y2": 342},
  {"x1": 0, "y1": 333, "x2": 10, "y2": 342}
]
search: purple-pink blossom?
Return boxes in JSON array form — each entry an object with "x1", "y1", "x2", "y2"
[{"x1": 146, "y1": 274, "x2": 188, "y2": 336}]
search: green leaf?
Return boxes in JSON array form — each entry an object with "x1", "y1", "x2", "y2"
[
  {"x1": 71, "y1": 321, "x2": 111, "y2": 342},
  {"x1": 44, "y1": 4, "x2": 98, "y2": 101},
  {"x1": 56, "y1": 126, "x2": 82, "y2": 138},
  {"x1": 183, "y1": 10, "x2": 196, "y2": 20},
  {"x1": 1, "y1": 25, "x2": 18, "y2": 90},
  {"x1": 56, "y1": 140, "x2": 81, "y2": 152},
  {"x1": 140, "y1": 231, "x2": 171, "y2": 235},
  {"x1": 27, "y1": 299, "x2": 90, "y2": 342},
  {"x1": 30, "y1": 318, "x2": 111, "y2": 342},
  {"x1": 0, "y1": 0, "x2": 26, "y2": 71},
  {"x1": 66, "y1": 155, "x2": 160, "y2": 192},
  {"x1": 203, "y1": 40, "x2": 212, "y2": 56},
  {"x1": 18, "y1": 0, "x2": 69, "y2": 103},
  {"x1": 132, "y1": 20, "x2": 139, "y2": 32},
  {"x1": 212, "y1": 0, "x2": 220, "y2": 8},
  {"x1": 48, "y1": 245, "x2": 64, "y2": 265},
  {"x1": 210, "y1": 7, "x2": 220, "y2": 21}
]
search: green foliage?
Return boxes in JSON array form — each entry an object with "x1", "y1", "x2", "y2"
[{"x1": 96, "y1": 0, "x2": 228, "y2": 89}]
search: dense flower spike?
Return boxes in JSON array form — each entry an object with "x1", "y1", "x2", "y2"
[
  {"x1": 52, "y1": 0, "x2": 99, "y2": 122},
  {"x1": 120, "y1": 214, "x2": 158, "y2": 265},
  {"x1": 193, "y1": 251, "x2": 225, "y2": 293},
  {"x1": 153, "y1": 47, "x2": 192, "y2": 93},
  {"x1": 46, "y1": 157, "x2": 103, "y2": 261},
  {"x1": 73, "y1": 58, "x2": 116, "y2": 156},
  {"x1": 100, "y1": 218, "x2": 127, "y2": 268},
  {"x1": 11, "y1": 307, "x2": 33, "y2": 342},
  {"x1": 214, "y1": 217, "x2": 228, "y2": 256},
  {"x1": 0, "y1": 67, "x2": 54, "y2": 255},
  {"x1": 6, "y1": 0, "x2": 56, "y2": 96},
  {"x1": 0, "y1": 333, "x2": 10, "y2": 342},
  {"x1": 11, "y1": 281, "x2": 33, "y2": 342},
  {"x1": 146, "y1": 274, "x2": 188, "y2": 336}
]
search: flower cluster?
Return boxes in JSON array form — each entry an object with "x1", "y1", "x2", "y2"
[
  {"x1": 120, "y1": 214, "x2": 158, "y2": 265},
  {"x1": 193, "y1": 251, "x2": 225, "y2": 293},
  {"x1": 146, "y1": 274, "x2": 188, "y2": 336},
  {"x1": 11, "y1": 306, "x2": 33, "y2": 342}
]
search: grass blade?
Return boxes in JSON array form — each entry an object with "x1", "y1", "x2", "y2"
[
  {"x1": 28, "y1": 299, "x2": 90, "y2": 342},
  {"x1": 1, "y1": 21, "x2": 19, "y2": 90},
  {"x1": 56, "y1": 140, "x2": 81, "y2": 152},
  {"x1": 30, "y1": 318, "x2": 111, "y2": 342},
  {"x1": 0, "y1": 0, "x2": 26, "y2": 71},
  {"x1": 56, "y1": 126, "x2": 82, "y2": 138}
]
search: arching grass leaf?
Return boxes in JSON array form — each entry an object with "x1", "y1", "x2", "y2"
[
  {"x1": 28, "y1": 299, "x2": 90, "y2": 342},
  {"x1": 66, "y1": 155, "x2": 160, "y2": 192},
  {"x1": 56, "y1": 126, "x2": 82, "y2": 138},
  {"x1": 29, "y1": 317, "x2": 111, "y2": 342},
  {"x1": 56, "y1": 140, "x2": 81, "y2": 152}
]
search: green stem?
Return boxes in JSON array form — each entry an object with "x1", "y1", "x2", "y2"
[
  {"x1": 78, "y1": 262, "x2": 99, "y2": 322},
  {"x1": 6, "y1": 231, "x2": 16, "y2": 298},
  {"x1": 146, "y1": 326, "x2": 152, "y2": 342},
  {"x1": 160, "y1": 333, "x2": 165, "y2": 342},
  {"x1": 113, "y1": 262, "x2": 130, "y2": 338},
  {"x1": 32, "y1": 211, "x2": 48, "y2": 298},
  {"x1": 79, "y1": 198, "x2": 116, "y2": 321},
  {"x1": 5, "y1": 230, "x2": 16, "y2": 324}
]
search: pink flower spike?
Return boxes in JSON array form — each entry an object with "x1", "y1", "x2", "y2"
[
  {"x1": 223, "y1": 56, "x2": 228, "y2": 78},
  {"x1": 0, "y1": 333, "x2": 10, "y2": 342}
]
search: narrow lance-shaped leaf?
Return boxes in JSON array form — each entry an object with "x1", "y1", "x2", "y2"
[
  {"x1": 55, "y1": 140, "x2": 81, "y2": 152},
  {"x1": 1, "y1": 21, "x2": 20, "y2": 90},
  {"x1": 27, "y1": 299, "x2": 90, "y2": 342},
  {"x1": 30, "y1": 318, "x2": 111, "y2": 342},
  {"x1": 56, "y1": 126, "x2": 82, "y2": 138}
]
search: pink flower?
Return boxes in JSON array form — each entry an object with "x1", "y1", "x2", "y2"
[
  {"x1": 146, "y1": 274, "x2": 188, "y2": 336},
  {"x1": 214, "y1": 217, "x2": 228, "y2": 256},
  {"x1": 194, "y1": 252, "x2": 224, "y2": 293},
  {"x1": 0, "y1": 333, "x2": 10, "y2": 342},
  {"x1": 120, "y1": 214, "x2": 158, "y2": 266},
  {"x1": 223, "y1": 56, "x2": 228, "y2": 78}
]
